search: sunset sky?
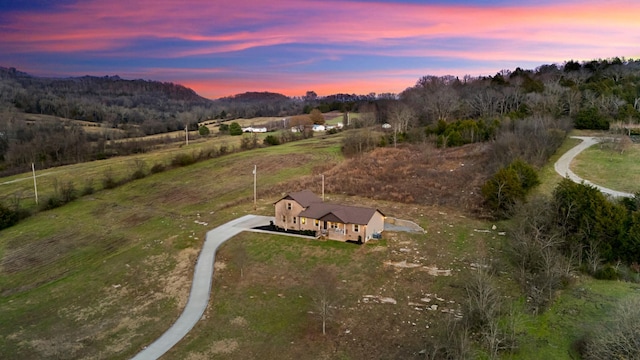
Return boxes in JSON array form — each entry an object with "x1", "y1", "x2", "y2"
[{"x1": 1, "y1": 0, "x2": 639, "y2": 99}]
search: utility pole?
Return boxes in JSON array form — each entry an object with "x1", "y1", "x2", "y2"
[
  {"x1": 322, "y1": 174, "x2": 325, "y2": 202},
  {"x1": 253, "y1": 165, "x2": 257, "y2": 210},
  {"x1": 185, "y1": 126, "x2": 189, "y2": 146},
  {"x1": 32, "y1": 163, "x2": 38, "y2": 205}
]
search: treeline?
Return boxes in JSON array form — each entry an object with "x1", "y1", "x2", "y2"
[{"x1": 0, "y1": 115, "x2": 207, "y2": 176}]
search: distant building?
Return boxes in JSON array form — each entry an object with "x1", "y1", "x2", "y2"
[
  {"x1": 242, "y1": 126, "x2": 267, "y2": 133},
  {"x1": 274, "y1": 190, "x2": 385, "y2": 243}
]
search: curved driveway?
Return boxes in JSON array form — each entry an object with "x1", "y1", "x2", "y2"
[
  {"x1": 132, "y1": 214, "x2": 273, "y2": 360},
  {"x1": 554, "y1": 136, "x2": 634, "y2": 198}
]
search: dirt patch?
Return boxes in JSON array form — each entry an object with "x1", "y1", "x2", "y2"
[
  {"x1": 166, "y1": 248, "x2": 198, "y2": 309},
  {"x1": 23, "y1": 338, "x2": 84, "y2": 359},
  {"x1": 186, "y1": 338, "x2": 239, "y2": 359},
  {"x1": 384, "y1": 260, "x2": 421, "y2": 269},
  {"x1": 144, "y1": 247, "x2": 198, "y2": 309},
  {"x1": 211, "y1": 338, "x2": 239, "y2": 354},
  {"x1": 230, "y1": 316, "x2": 248, "y2": 327},
  {"x1": 214, "y1": 260, "x2": 227, "y2": 271}
]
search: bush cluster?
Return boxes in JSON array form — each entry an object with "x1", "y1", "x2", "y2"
[{"x1": 481, "y1": 159, "x2": 539, "y2": 217}]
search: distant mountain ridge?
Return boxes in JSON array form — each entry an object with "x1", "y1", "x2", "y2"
[{"x1": 0, "y1": 66, "x2": 212, "y2": 105}]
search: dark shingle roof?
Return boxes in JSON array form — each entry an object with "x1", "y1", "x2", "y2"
[
  {"x1": 299, "y1": 203, "x2": 382, "y2": 225},
  {"x1": 277, "y1": 190, "x2": 322, "y2": 207}
]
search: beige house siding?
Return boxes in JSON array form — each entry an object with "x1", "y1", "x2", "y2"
[
  {"x1": 365, "y1": 211, "x2": 385, "y2": 240},
  {"x1": 274, "y1": 199, "x2": 306, "y2": 230}
]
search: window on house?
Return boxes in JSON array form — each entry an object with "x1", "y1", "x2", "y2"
[
  {"x1": 293, "y1": 217, "x2": 297, "y2": 224},
  {"x1": 314, "y1": 219, "x2": 319, "y2": 226},
  {"x1": 287, "y1": 202, "x2": 292, "y2": 210},
  {"x1": 282, "y1": 215, "x2": 286, "y2": 222},
  {"x1": 354, "y1": 224, "x2": 359, "y2": 232},
  {"x1": 331, "y1": 222, "x2": 337, "y2": 229},
  {"x1": 301, "y1": 217, "x2": 306, "y2": 224}
]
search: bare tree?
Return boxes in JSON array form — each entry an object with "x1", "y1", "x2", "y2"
[
  {"x1": 402, "y1": 75, "x2": 461, "y2": 123},
  {"x1": 425, "y1": 314, "x2": 473, "y2": 360},
  {"x1": 386, "y1": 102, "x2": 415, "y2": 147},
  {"x1": 583, "y1": 297, "x2": 640, "y2": 360},
  {"x1": 311, "y1": 266, "x2": 338, "y2": 335},
  {"x1": 231, "y1": 243, "x2": 248, "y2": 278},
  {"x1": 507, "y1": 196, "x2": 572, "y2": 313},
  {"x1": 585, "y1": 240, "x2": 602, "y2": 275}
]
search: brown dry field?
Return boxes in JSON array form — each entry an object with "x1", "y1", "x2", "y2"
[{"x1": 274, "y1": 142, "x2": 493, "y2": 215}]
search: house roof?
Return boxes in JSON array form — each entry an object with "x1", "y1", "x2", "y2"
[
  {"x1": 299, "y1": 203, "x2": 383, "y2": 225},
  {"x1": 276, "y1": 190, "x2": 322, "y2": 208}
]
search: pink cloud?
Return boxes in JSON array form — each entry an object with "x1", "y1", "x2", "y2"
[{"x1": 2, "y1": 0, "x2": 638, "y2": 59}]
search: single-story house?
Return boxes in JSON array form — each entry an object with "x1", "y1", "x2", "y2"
[{"x1": 274, "y1": 190, "x2": 385, "y2": 243}]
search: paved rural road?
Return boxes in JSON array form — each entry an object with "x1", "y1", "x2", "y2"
[
  {"x1": 554, "y1": 136, "x2": 634, "y2": 198},
  {"x1": 132, "y1": 214, "x2": 273, "y2": 360}
]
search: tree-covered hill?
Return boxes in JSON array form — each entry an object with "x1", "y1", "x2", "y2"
[{"x1": 0, "y1": 66, "x2": 213, "y2": 125}]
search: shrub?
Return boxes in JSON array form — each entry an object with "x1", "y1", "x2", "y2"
[
  {"x1": 198, "y1": 125, "x2": 210, "y2": 136},
  {"x1": 594, "y1": 265, "x2": 619, "y2": 280},
  {"x1": 0, "y1": 203, "x2": 19, "y2": 230},
  {"x1": 263, "y1": 134, "x2": 280, "y2": 146},
  {"x1": 42, "y1": 195, "x2": 63, "y2": 210},
  {"x1": 240, "y1": 134, "x2": 259, "y2": 150},
  {"x1": 59, "y1": 181, "x2": 77, "y2": 203},
  {"x1": 229, "y1": 122, "x2": 243, "y2": 136},
  {"x1": 130, "y1": 169, "x2": 146, "y2": 180},
  {"x1": 219, "y1": 144, "x2": 229, "y2": 155},
  {"x1": 171, "y1": 153, "x2": 196, "y2": 167},
  {"x1": 130, "y1": 159, "x2": 147, "y2": 179},
  {"x1": 81, "y1": 179, "x2": 95, "y2": 195},
  {"x1": 150, "y1": 162, "x2": 165, "y2": 174},
  {"x1": 574, "y1": 107, "x2": 610, "y2": 130},
  {"x1": 102, "y1": 170, "x2": 118, "y2": 189},
  {"x1": 482, "y1": 159, "x2": 539, "y2": 217}
]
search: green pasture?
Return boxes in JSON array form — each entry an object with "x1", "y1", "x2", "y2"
[
  {"x1": 571, "y1": 141, "x2": 640, "y2": 194},
  {"x1": 0, "y1": 130, "x2": 341, "y2": 212}
]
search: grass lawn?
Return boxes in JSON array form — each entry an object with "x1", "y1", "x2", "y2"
[
  {"x1": 509, "y1": 278, "x2": 640, "y2": 360},
  {"x1": 0, "y1": 130, "x2": 340, "y2": 213},
  {"x1": 571, "y1": 142, "x2": 640, "y2": 194},
  {"x1": 0, "y1": 133, "x2": 344, "y2": 359},
  {"x1": 534, "y1": 136, "x2": 582, "y2": 196}
]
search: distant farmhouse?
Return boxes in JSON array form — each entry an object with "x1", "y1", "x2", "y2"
[{"x1": 274, "y1": 190, "x2": 384, "y2": 243}]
